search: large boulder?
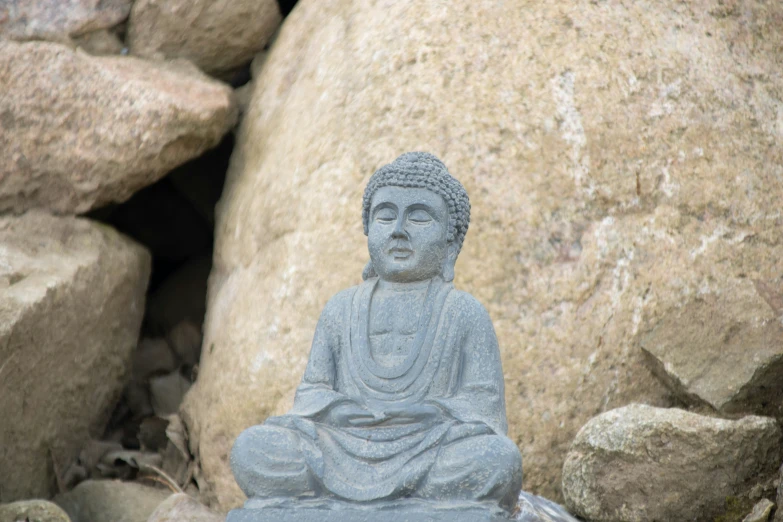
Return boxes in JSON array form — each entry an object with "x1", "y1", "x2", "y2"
[
  {"x1": 181, "y1": 0, "x2": 783, "y2": 509},
  {"x1": 0, "y1": 41, "x2": 236, "y2": 215},
  {"x1": 0, "y1": 0, "x2": 130, "y2": 44},
  {"x1": 0, "y1": 212, "x2": 150, "y2": 501},
  {"x1": 126, "y1": 0, "x2": 282, "y2": 76},
  {"x1": 561, "y1": 404, "x2": 781, "y2": 522}
]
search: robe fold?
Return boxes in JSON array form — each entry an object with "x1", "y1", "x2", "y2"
[{"x1": 261, "y1": 277, "x2": 514, "y2": 502}]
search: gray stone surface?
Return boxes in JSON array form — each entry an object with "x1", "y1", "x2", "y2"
[
  {"x1": 228, "y1": 504, "x2": 512, "y2": 522},
  {"x1": 55, "y1": 480, "x2": 170, "y2": 522},
  {"x1": 146, "y1": 493, "x2": 223, "y2": 522},
  {"x1": 774, "y1": 463, "x2": 783, "y2": 522},
  {"x1": 562, "y1": 404, "x2": 781, "y2": 522},
  {"x1": 0, "y1": 500, "x2": 72, "y2": 522},
  {"x1": 743, "y1": 499, "x2": 775, "y2": 522},
  {"x1": 515, "y1": 491, "x2": 579, "y2": 522},
  {"x1": 228, "y1": 153, "x2": 523, "y2": 517}
]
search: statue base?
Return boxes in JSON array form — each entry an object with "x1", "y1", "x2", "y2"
[{"x1": 226, "y1": 499, "x2": 515, "y2": 522}]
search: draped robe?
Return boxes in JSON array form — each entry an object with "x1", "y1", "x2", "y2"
[{"x1": 232, "y1": 277, "x2": 521, "y2": 508}]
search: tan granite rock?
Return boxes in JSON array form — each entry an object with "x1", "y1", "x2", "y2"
[
  {"x1": 0, "y1": 41, "x2": 236, "y2": 215},
  {"x1": 180, "y1": 0, "x2": 783, "y2": 510},
  {"x1": 641, "y1": 288, "x2": 783, "y2": 417},
  {"x1": 126, "y1": 0, "x2": 281, "y2": 76},
  {"x1": 561, "y1": 405, "x2": 781, "y2": 522},
  {"x1": 0, "y1": 0, "x2": 130, "y2": 44},
  {"x1": 0, "y1": 212, "x2": 150, "y2": 501}
]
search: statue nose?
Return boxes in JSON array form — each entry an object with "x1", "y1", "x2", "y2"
[{"x1": 391, "y1": 216, "x2": 407, "y2": 238}]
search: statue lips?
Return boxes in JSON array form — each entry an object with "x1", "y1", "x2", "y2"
[{"x1": 389, "y1": 244, "x2": 413, "y2": 260}]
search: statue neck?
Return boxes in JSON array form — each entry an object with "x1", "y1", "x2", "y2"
[{"x1": 376, "y1": 278, "x2": 434, "y2": 293}]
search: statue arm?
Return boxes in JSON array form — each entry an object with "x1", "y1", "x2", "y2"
[
  {"x1": 287, "y1": 291, "x2": 353, "y2": 419},
  {"x1": 430, "y1": 296, "x2": 509, "y2": 435}
]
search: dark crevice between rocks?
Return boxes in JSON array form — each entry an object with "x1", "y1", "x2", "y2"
[
  {"x1": 276, "y1": 0, "x2": 299, "y2": 17},
  {"x1": 74, "y1": 133, "x2": 235, "y2": 490}
]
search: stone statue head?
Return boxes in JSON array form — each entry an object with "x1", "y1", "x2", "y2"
[{"x1": 362, "y1": 152, "x2": 470, "y2": 283}]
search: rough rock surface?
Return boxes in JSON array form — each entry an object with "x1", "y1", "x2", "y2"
[
  {"x1": 0, "y1": 0, "x2": 130, "y2": 44},
  {"x1": 181, "y1": 0, "x2": 783, "y2": 509},
  {"x1": 55, "y1": 480, "x2": 169, "y2": 522},
  {"x1": 743, "y1": 499, "x2": 775, "y2": 522},
  {"x1": 126, "y1": 0, "x2": 281, "y2": 76},
  {"x1": 146, "y1": 493, "x2": 223, "y2": 522},
  {"x1": 774, "y1": 463, "x2": 783, "y2": 522},
  {"x1": 0, "y1": 212, "x2": 150, "y2": 502},
  {"x1": 0, "y1": 41, "x2": 237, "y2": 215},
  {"x1": 641, "y1": 290, "x2": 783, "y2": 417},
  {"x1": 561, "y1": 404, "x2": 781, "y2": 522},
  {"x1": 0, "y1": 500, "x2": 72, "y2": 522}
]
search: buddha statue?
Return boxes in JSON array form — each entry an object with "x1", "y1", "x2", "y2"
[{"x1": 228, "y1": 152, "x2": 524, "y2": 521}]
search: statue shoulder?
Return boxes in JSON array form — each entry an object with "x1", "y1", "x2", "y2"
[
  {"x1": 320, "y1": 285, "x2": 361, "y2": 321},
  {"x1": 448, "y1": 289, "x2": 494, "y2": 326}
]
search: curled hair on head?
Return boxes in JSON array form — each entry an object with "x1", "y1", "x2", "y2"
[{"x1": 362, "y1": 152, "x2": 471, "y2": 255}]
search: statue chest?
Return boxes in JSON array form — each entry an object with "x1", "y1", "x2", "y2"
[{"x1": 368, "y1": 288, "x2": 426, "y2": 366}]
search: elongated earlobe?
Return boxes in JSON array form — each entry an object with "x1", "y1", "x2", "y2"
[
  {"x1": 362, "y1": 260, "x2": 377, "y2": 281},
  {"x1": 441, "y1": 244, "x2": 458, "y2": 282}
]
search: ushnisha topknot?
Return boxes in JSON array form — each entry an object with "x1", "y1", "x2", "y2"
[{"x1": 362, "y1": 152, "x2": 471, "y2": 254}]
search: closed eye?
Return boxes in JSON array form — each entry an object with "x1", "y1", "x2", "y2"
[
  {"x1": 408, "y1": 209, "x2": 433, "y2": 223},
  {"x1": 375, "y1": 208, "x2": 397, "y2": 223}
]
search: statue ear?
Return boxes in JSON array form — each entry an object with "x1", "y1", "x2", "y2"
[
  {"x1": 441, "y1": 243, "x2": 458, "y2": 282},
  {"x1": 362, "y1": 260, "x2": 377, "y2": 281}
]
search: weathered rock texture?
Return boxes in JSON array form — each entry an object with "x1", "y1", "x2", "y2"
[
  {"x1": 641, "y1": 290, "x2": 783, "y2": 417},
  {"x1": 0, "y1": 500, "x2": 72, "y2": 522},
  {"x1": 181, "y1": 0, "x2": 783, "y2": 509},
  {"x1": 0, "y1": 41, "x2": 237, "y2": 215},
  {"x1": 0, "y1": 212, "x2": 150, "y2": 501},
  {"x1": 55, "y1": 480, "x2": 169, "y2": 522},
  {"x1": 146, "y1": 493, "x2": 223, "y2": 522},
  {"x1": 561, "y1": 405, "x2": 781, "y2": 522},
  {"x1": 0, "y1": 0, "x2": 130, "y2": 44},
  {"x1": 127, "y1": 0, "x2": 282, "y2": 76}
]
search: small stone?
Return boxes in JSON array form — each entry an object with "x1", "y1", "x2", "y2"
[
  {"x1": 150, "y1": 371, "x2": 192, "y2": 417},
  {"x1": 134, "y1": 339, "x2": 178, "y2": 381},
  {"x1": 72, "y1": 29, "x2": 124, "y2": 56},
  {"x1": 146, "y1": 493, "x2": 222, "y2": 522},
  {"x1": 561, "y1": 404, "x2": 781, "y2": 522},
  {"x1": 0, "y1": 500, "x2": 71, "y2": 522},
  {"x1": 743, "y1": 499, "x2": 775, "y2": 522},
  {"x1": 167, "y1": 321, "x2": 203, "y2": 369},
  {"x1": 54, "y1": 480, "x2": 170, "y2": 522}
]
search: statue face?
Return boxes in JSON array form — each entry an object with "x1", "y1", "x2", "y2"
[{"x1": 367, "y1": 186, "x2": 451, "y2": 283}]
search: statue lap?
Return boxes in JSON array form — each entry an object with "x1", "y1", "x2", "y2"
[{"x1": 231, "y1": 424, "x2": 522, "y2": 509}]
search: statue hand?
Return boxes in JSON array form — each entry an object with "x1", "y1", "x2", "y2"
[
  {"x1": 323, "y1": 401, "x2": 377, "y2": 427},
  {"x1": 382, "y1": 403, "x2": 444, "y2": 425}
]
